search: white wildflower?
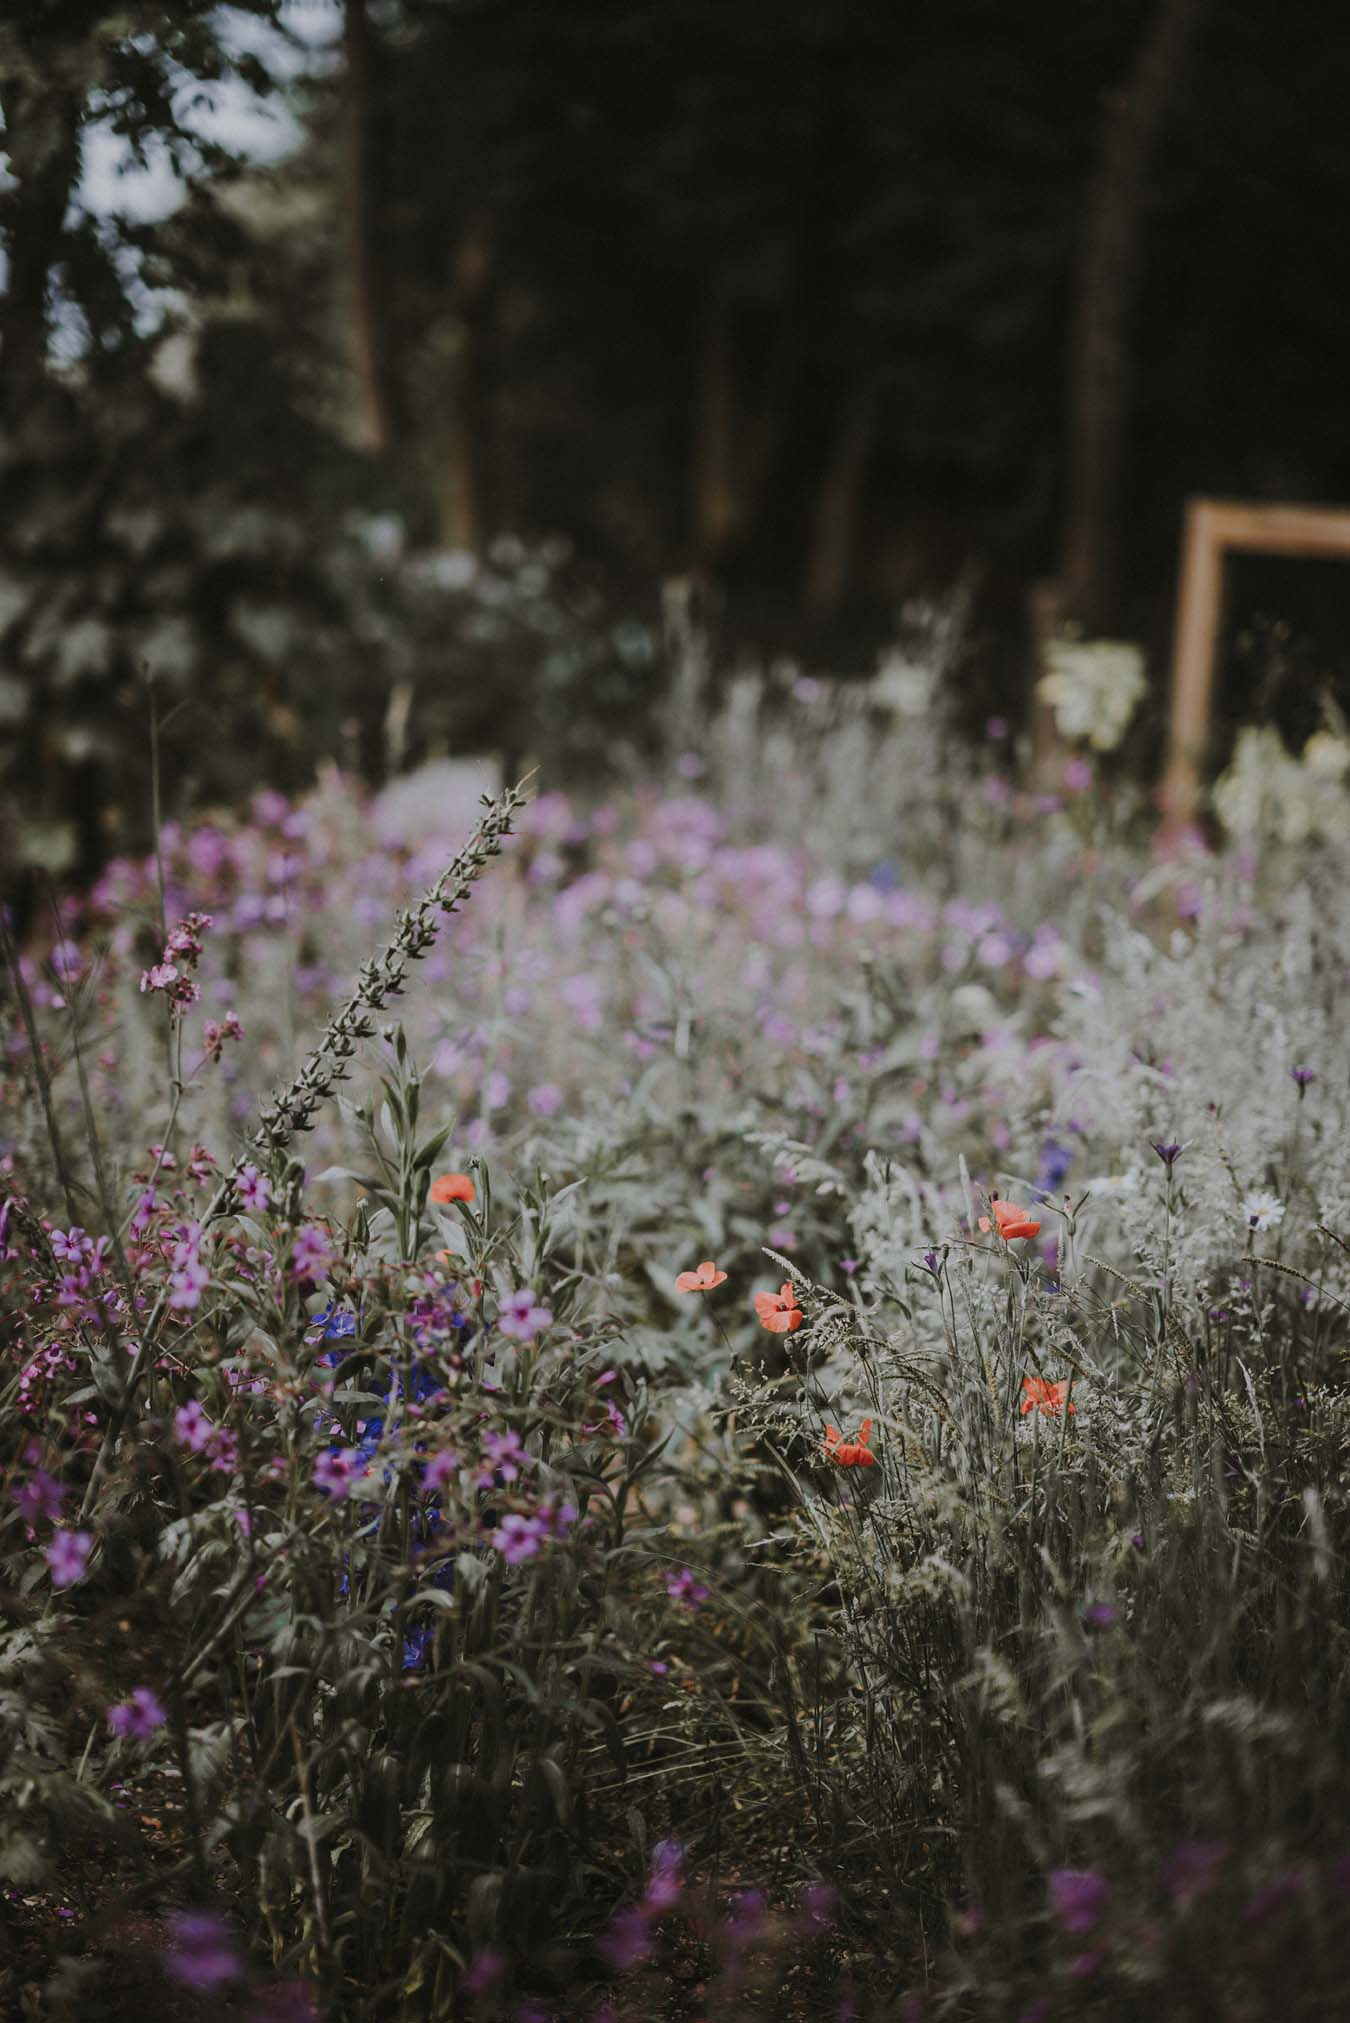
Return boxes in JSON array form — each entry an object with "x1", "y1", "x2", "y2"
[
  {"x1": 1037, "y1": 637, "x2": 1147, "y2": 751},
  {"x1": 871, "y1": 650, "x2": 938, "y2": 718},
  {"x1": 1241, "y1": 1190, "x2": 1285, "y2": 1233}
]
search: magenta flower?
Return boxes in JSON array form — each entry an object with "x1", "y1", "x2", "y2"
[
  {"x1": 13, "y1": 1469, "x2": 65, "y2": 1526},
  {"x1": 422, "y1": 1449, "x2": 460, "y2": 1494},
  {"x1": 492, "y1": 1512, "x2": 549, "y2": 1565},
  {"x1": 313, "y1": 1448, "x2": 358, "y2": 1498},
  {"x1": 497, "y1": 1288, "x2": 553, "y2": 1342},
  {"x1": 644, "y1": 1839, "x2": 683, "y2": 1912},
  {"x1": 163, "y1": 1909, "x2": 240, "y2": 1990},
  {"x1": 174, "y1": 1399, "x2": 214, "y2": 1453},
  {"x1": 290, "y1": 1224, "x2": 335, "y2": 1283},
  {"x1": 236, "y1": 1164, "x2": 271, "y2": 1213},
  {"x1": 479, "y1": 1428, "x2": 528, "y2": 1484},
  {"x1": 665, "y1": 1566, "x2": 709, "y2": 1610},
  {"x1": 45, "y1": 1528, "x2": 93, "y2": 1588},
  {"x1": 107, "y1": 1687, "x2": 168, "y2": 1739},
  {"x1": 1048, "y1": 1867, "x2": 1110, "y2": 1935},
  {"x1": 596, "y1": 1905, "x2": 651, "y2": 1971},
  {"x1": 460, "y1": 1950, "x2": 506, "y2": 1995},
  {"x1": 50, "y1": 1226, "x2": 93, "y2": 1264}
]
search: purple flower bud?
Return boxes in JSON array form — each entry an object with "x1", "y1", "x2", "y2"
[
  {"x1": 163, "y1": 1910, "x2": 241, "y2": 1990},
  {"x1": 1048, "y1": 1867, "x2": 1110, "y2": 1935}
]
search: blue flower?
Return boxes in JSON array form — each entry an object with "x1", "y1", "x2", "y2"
[{"x1": 1037, "y1": 1139, "x2": 1073, "y2": 1196}]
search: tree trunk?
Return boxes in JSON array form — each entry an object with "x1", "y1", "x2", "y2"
[
  {"x1": 0, "y1": 68, "x2": 82, "y2": 428},
  {"x1": 691, "y1": 282, "x2": 739, "y2": 564},
  {"x1": 343, "y1": 0, "x2": 392, "y2": 453},
  {"x1": 804, "y1": 383, "x2": 876, "y2": 620},
  {"x1": 1059, "y1": 0, "x2": 1210, "y2": 633},
  {"x1": 440, "y1": 217, "x2": 492, "y2": 554}
]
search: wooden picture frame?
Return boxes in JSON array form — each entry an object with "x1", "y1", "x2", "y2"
[{"x1": 1161, "y1": 497, "x2": 1350, "y2": 832}]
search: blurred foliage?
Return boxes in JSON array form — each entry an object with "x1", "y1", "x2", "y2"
[{"x1": 4, "y1": 0, "x2": 1350, "y2": 888}]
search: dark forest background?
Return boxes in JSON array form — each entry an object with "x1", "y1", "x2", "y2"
[{"x1": 4, "y1": 0, "x2": 1350, "y2": 881}]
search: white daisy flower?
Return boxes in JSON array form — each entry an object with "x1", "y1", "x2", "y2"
[{"x1": 1241, "y1": 1191, "x2": 1285, "y2": 1233}]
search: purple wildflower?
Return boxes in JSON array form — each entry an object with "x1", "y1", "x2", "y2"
[
  {"x1": 174, "y1": 1399, "x2": 214, "y2": 1453},
  {"x1": 107, "y1": 1687, "x2": 168, "y2": 1739},
  {"x1": 314, "y1": 1448, "x2": 358, "y2": 1498},
  {"x1": 479, "y1": 1428, "x2": 528, "y2": 1484},
  {"x1": 645, "y1": 1839, "x2": 683, "y2": 1912},
  {"x1": 50, "y1": 1226, "x2": 93, "y2": 1264},
  {"x1": 163, "y1": 1909, "x2": 240, "y2": 1990},
  {"x1": 596, "y1": 1905, "x2": 651, "y2": 1971},
  {"x1": 461, "y1": 1950, "x2": 507, "y2": 1995},
  {"x1": 1152, "y1": 1139, "x2": 1185, "y2": 1170},
  {"x1": 497, "y1": 1288, "x2": 553, "y2": 1342},
  {"x1": 236, "y1": 1164, "x2": 271, "y2": 1213},
  {"x1": 665, "y1": 1566, "x2": 709, "y2": 1610},
  {"x1": 45, "y1": 1528, "x2": 93, "y2": 1588},
  {"x1": 291, "y1": 1224, "x2": 335, "y2": 1284},
  {"x1": 13, "y1": 1469, "x2": 65, "y2": 1526},
  {"x1": 1082, "y1": 1601, "x2": 1118, "y2": 1631},
  {"x1": 1048, "y1": 1867, "x2": 1110, "y2": 1935},
  {"x1": 1290, "y1": 1066, "x2": 1317, "y2": 1092},
  {"x1": 422, "y1": 1449, "x2": 460, "y2": 1494}
]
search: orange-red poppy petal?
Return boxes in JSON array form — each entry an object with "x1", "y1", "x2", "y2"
[
  {"x1": 430, "y1": 1172, "x2": 475, "y2": 1205},
  {"x1": 676, "y1": 1260, "x2": 728, "y2": 1292}
]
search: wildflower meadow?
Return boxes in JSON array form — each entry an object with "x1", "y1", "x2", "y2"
[{"x1": 5, "y1": 671, "x2": 1350, "y2": 2021}]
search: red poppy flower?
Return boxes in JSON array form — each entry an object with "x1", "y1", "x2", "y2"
[
  {"x1": 823, "y1": 1418, "x2": 876, "y2": 1467},
  {"x1": 1020, "y1": 1376, "x2": 1075, "y2": 1417},
  {"x1": 676, "y1": 1260, "x2": 728, "y2": 1292},
  {"x1": 754, "y1": 1282, "x2": 803, "y2": 1333},
  {"x1": 979, "y1": 1197, "x2": 1041, "y2": 1241},
  {"x1": 430, "y1": 1172, "x2": 475, "y2": 1205}
]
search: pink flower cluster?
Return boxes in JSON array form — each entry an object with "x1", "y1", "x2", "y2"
[
  {"x1": 174, "y1": 1399, "x2": 238, "y2": 1473},
  {"x1": 139, "y1": 911, "x2": 214, "y2": 1011},
  {"x1": 596, "y1": 1840, "x2": 685, "y2": 1970},
  {"x1": 201, "y1": 1009, "x2": 244, "y2": 1062},
  {"x1": 47, "y1": 1225, "x2": 114, "y2": 1327},
  {"x1": 490, "y1": 1494, "x2": 577, "y2": 1565},
  {"x1": 168, "y1": 1222, "x2": 210, "y2": 1313}
]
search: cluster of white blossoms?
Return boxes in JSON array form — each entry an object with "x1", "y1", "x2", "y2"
[
  {"x1": 870, "y1": 648, "x2": 940, "y2": 719},
  {"x1": 1037, "y1": 637, "x2": 1148, "y2": 752},
  {"x1": 1214, "y1": 726, "x2": 1350, "y2": 847}
]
